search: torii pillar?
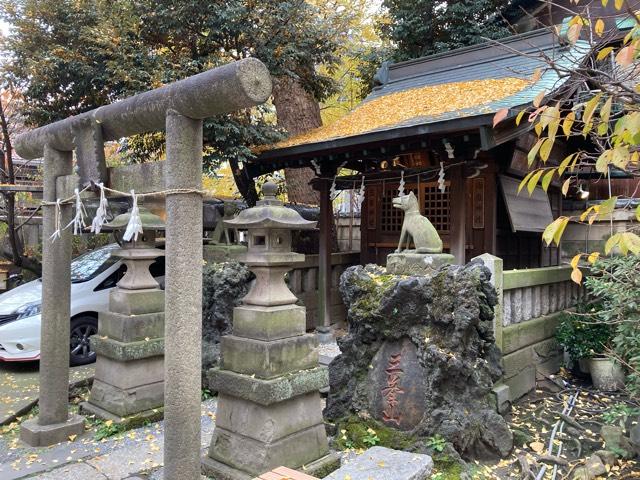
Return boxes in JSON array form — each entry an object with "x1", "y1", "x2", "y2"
[
  {"x1": 20, "y1": 146, "x2": 85, "y2": 446},
  {"x1": 13, "y1": 59, "x2": 273, "y2": 480}
]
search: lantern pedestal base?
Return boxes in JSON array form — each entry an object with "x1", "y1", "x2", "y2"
[
  {"x1": 85, "y1": 373, "x2": 164, "y2": 418},
  {"x1": 205, "y1": 317, "x2": 330, "y2": 476},
  {"x1": 315, "y1": 325, "x2": 334, "y2": 344},
  {"x1": 85, "y1": 285, "x2": 165, "y2": 420},
  {"x1": 202, "y1": 452, "x2": 340, "y2": 480},
  {"x1": 220, "y1": 333, "x2": 318, "y2": 379}
]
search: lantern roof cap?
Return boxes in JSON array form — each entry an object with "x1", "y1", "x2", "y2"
[
  {"x1": 102, "y1": 207, "x2": 166, "y2": 232},
  {"x1": 224, "y1": 181, "x2": 317, "y2": 230}
]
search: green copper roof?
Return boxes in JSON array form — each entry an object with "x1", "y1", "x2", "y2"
[
  {"x1": 224, "y1": 182, "x2": 317, "y2": 230},
  {"x1": 102, "y1": 207, "x2": 165, "y2": 231}
]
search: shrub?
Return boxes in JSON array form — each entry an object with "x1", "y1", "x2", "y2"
[
  {"x1": 585, "y1": 255, "x2": 640, "y2": 396},
  {"x1": 555, "y1": 304, "x2": 612, "y2": 361}
]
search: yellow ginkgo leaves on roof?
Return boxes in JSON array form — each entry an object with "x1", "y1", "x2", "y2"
[{"x1": 269, "y1": 77, "x2": 532, "y2": 150}]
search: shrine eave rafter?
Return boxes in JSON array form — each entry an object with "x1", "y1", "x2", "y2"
[{"x1": 249, "y1": 112, "x2": 506, "y2": 177}]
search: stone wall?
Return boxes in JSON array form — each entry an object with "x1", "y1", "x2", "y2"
[{"x1": 503, "y1": 266, "x2": 584, "y2": 325}]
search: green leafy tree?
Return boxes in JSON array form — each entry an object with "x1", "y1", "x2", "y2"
[
  {"x1": 315, "y1": 0, "x2": 387, "y2": 125},
  {"x1": 379, "y1": 0, "x2": 511, "y2": 62},
  {"x1": 354, "y1": 0, "x2": 511, "y2": 95},
  {"x1": 0, "y1": 0, "x2": 154, "y2": 126},
  {"x1": 1, "y1": 0, "x2": 352, "y2": 204}
]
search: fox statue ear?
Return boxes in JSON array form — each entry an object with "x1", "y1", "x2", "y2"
[{"x1": 408, "y1": 191, "x2": 417, "y2": 199}]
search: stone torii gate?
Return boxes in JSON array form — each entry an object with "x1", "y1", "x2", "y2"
[{"x1": 13, "y1": 59, "x2": 272, "y2": 479}]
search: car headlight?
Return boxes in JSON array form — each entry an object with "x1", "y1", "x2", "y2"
[{"x1": 16, "y1": 301, "x2": 42, "y2": 320}]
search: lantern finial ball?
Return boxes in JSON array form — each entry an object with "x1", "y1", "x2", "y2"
[{"x1": 262, "y1": 181, "x2": 278, "y2": 199}]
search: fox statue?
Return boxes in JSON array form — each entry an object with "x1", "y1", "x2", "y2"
[{"x1": 392, "y1": 191, "x2": 443, "y2": 254}]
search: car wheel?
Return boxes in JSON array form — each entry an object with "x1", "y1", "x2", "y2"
[{"x1": 69, "y1": 316, "x2": 98, "y2": 366}]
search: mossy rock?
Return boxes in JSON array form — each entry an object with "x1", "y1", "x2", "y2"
[
  {"x1": 327, "y1": 262, "x2": 512, "y2": 461},
  {"x1": 431, "y1": 454, "x2": 466, "y2": 480},
  {"x1": 350, "y1": 274, "x2": 396, "y2": 321},
  {"x1": 334, "y1": 415, "x2": 416, "y2": 451},
  {"x1": 511, "y1": 427, "x2": 533, "y2": 448}
]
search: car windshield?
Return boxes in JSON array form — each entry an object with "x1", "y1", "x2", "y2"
[{"x1": 70, "y1": 244, "x2": 120, "y2": 283}]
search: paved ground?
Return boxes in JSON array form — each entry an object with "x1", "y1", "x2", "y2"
[
  {"x1": 0, "y1": 362, "x2": 94, "y2": 426},
  {"x1": 0, "y1": 341, "x2": 342, "y2": 479},
  {"x1": 0, "y1": 399, "x2": 217, "y2": 479}
]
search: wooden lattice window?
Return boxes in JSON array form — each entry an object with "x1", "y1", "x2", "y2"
[
  {"x1": 422, "y1": 181, "x2": 450, "y2": 234},
  {"x1": 379, "y1": 182, "x2": 451, "y2": 234},
  {"x1": 381, "y1": 187, "x2": 418, "y2": 232}
]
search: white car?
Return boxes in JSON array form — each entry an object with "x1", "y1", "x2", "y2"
[{"x1": 0, "y1": 244, "x2": 165, "y2": 366}]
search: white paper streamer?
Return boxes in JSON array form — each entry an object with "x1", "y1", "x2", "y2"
[
  {"x1": 438, "y1": 162, "x2": 446, "y2": 193},
  {"x1": 122, "y1": 190, "x2": 143, "y2": 242},
  {"x1": 398, "y1": 170, "x2": 405, "y2": 196},
  {"x1": 91, "y1": 182, "x2": 109, "y2": 234},
  {"x1": 329, "y1": 162, "x2": 346, "y2": 201},
  {"x1": 329, "y1": 175, "x2": 338, "y2": 201},
  {"x1": 311, "y1": 159, "x2": 322, "y2": 175},
  {"x1": 49, "y1": 199, "x2": 62, "y2": 242},
  {"x1": 65, "y1": 188, "x2": 87, "y2": 235},
  {"x1": 357, "y1": 176, "x2": 365, "y2": 210}
]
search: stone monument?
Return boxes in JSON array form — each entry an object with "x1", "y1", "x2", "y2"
[
  {"x1": 81, "y1": 208, "x2": 166, "y2": 422},
  {"x1": 386, "y1": 191, "x2": 454, "y2": 275},
  {"x1": 326, "y1": 261, "x2": 513, "y2": 463},
  {"x1": 202, "y1": 182, "x2": 339, "y2": 479}
]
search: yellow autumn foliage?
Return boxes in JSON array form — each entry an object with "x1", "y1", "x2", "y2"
[
  {"x1": 270, "y1": 77, "x2": 531, "y2": 149},
  {"x1": 202, "y1": 163, "x2": 240, "y2": 199}
]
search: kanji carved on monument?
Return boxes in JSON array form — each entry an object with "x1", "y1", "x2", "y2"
[
  {"x1": 368, "y1": 338, "x2": 427, "y2": 431},
  {"x1": 381, "y1": 353, "x2": 405, "y2": 425}
]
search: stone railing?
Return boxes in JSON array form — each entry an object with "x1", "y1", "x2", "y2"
[
  {"x1": 502, "y1": 266, "x2": 584, "y2": 326},
  {"x1": 289, "y1": 252, "x2": 360, "y2": 329},
  {"x1": 474, "y1": 255, "x2": 586, "y2": 407}
]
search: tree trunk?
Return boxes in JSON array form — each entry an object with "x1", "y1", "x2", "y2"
[
  {"x1": 271, "y1": 76, "x2": 321, "y2": 205},
  {"x1": 230, "y1": 157, "x2": 259, "y2": 207},
  {"x1": 0, "y1": 92, "x2": 37, "y2": 274}
]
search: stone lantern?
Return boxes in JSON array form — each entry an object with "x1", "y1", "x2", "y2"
[
  {"x1": 81, "y1": 207, "x2": 166, "y2": 423},
  {"x1": 203, "y1": 182, "x2": 338, "y2": 479}
]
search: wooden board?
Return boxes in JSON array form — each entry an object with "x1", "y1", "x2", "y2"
[
  {"x1": 472, "y1": 177, "x2": 485, "y2": 230},
  {"x1": 252, "y1": 466, "x2": 319, "y2": 480},
  {"x1": 499, "y1": 175, "x2": 554, "y2": 233}
]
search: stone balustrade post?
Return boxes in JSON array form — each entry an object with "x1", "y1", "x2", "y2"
[
  {"x1": 164, "y1": 111, "x2": 203, "y2": 480},
  {"x1": 472, "y1": 253, "x2": 504, "y2": 351},
  {"x1": 20, "y1": 145, "x2": 85, "y2": 446},
  {"x1": 473, "y1": 253, "x2": 510, "y2": 414}
]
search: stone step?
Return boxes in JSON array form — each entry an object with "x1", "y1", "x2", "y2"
[{"x1": 323, "y1": 447, "x2": 433, "y2": 480}]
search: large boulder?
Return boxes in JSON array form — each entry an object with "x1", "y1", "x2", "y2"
[
  {"x1": 325, "y1": 260, "x2": 512, "y2": 460},
  {"x1": 201, "y1": 261, "x2": 253, "y2": 380}
]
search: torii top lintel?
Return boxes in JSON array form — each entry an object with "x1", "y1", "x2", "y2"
[{"x1": 14, "y1": 58, "x2": 272, "y2": 161}]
